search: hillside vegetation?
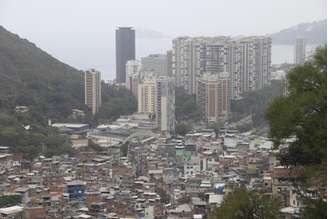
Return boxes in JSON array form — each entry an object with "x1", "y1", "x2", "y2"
[
  {"x1": 0, "y1": 26, "x2": 86, "y2": 120},
  {"x1": 230, "y1": 80, "x2": 284, "y2": 131},
  {"x1": 0, "y1": 26, "x2": 137, "y2": 159}
]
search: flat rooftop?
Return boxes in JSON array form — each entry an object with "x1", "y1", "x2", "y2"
[{"x1": 52, "y1": 123, "x2": 89, "y2": 129}]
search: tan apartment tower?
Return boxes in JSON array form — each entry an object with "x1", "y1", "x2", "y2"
[
  {"x1": 85, "y1": 69, "x2": 101, "y2": 115},
  {"x1": 196, "y1": 72, "x2": 231, "y2": 123},
  {"x1": 137, "y1": 75, "x2": 156, "y2": 114}
]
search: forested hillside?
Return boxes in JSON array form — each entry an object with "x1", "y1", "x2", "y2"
[
  {"x1": 0, "y1": 26, "x2": 85, "y2": 120},
  {"x1": 0, "y1": 26, "x2": 137, "y2": 159}
]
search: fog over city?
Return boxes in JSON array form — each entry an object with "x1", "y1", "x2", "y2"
[
  {"x1": 0, "y1": 0, "x2": 326, "y2": 79},
  {"x1": 0, "y1": 0, "x2": 327, "y2": 217}
]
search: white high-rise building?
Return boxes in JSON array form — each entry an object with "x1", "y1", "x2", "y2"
[
  {"x1": 199, "y1": 42, "x2": 229, "y2": 73},
  {"x1": 137, "y1": 76, "x2": 156, "y2": 114},
  {"x1": 295, "y1": 38, "x2": 306, "y2": 65},
  {"x1": 172, "y1": 37, "x2": 200, "y2": 94},
  {"x1": 226, "y1": 41, "x2": 241, "y2": 99},
  {"x1": 126, "y1": 60, "x2": 141, "y2": 98},
  {"x1": 172, "y1": 36, "x2": 230, "y2": 95},
  {"x1": 238, "y1": 39, "x2": 255, "y2": 93},
  {"x1": 172, "y1": 36, "x2": 271, "y2": 97},
  {"x1": 239, "y1": 37, "x2": 271, "y2": 93},
  {"x1": 85, "y1": 69, "x2": 101, "y2": 115},
  {"x1": 156, "y1": 76, "x2": 175, "y2": 135},
  {"x1": 137, "y1": 75, "x2": 176, "y2": 135},
  {"x1": 253, "y1": 37, "x2": 271, "y2": 90}
]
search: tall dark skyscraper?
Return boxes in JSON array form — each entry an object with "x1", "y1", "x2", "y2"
[{"x1": 115, "y1": 27, "x2": 135, "y2": 83}]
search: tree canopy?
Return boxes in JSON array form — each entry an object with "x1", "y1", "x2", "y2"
[
  {"x1": 96, "y1": 84, "x2": 137, "y2": 123},
  {"x1": 208, "y1": 187, "x2": 280, "y2": 219},
  {"x1": 266, "y1": 46, "x2": 327, "y2": 167},
  {"x1": 230, "y1": 80, "x2": 284, "y2": 130},
  {"x1": 175, "y1": 87, "x2": 201, "y2": 122},
  {"x1": 0, "y1": 112, "x2": 73, "y2": 160},
  {"x1": 175, "y1": 122, "x2": 192, "y2": 136},
  {"x1": 0, "y1": 26, "x2": 86, "y2": 121},
  {"x1": 0, "y1": 26, "x2": 140, "y2": 159},
  {"x1": 0, "y1": 195, "x2": 22, "y2": 208},
  {"x1": 266, "y1": 46, "x2": 327, "y2": 218}
]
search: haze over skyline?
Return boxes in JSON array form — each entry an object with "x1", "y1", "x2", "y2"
[{"x1": 0, "y1": 0, "x2": 326, "y2": 79}]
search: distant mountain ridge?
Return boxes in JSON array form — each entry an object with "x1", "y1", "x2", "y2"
[
  {"x1": 271, "y1": 19, "x2": 327, "y2": 45},
  {"x1": 0, "y1": 25, "x2": 86, "y2": 119}
]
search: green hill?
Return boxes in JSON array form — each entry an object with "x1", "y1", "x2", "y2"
[
  {"x1": 0, "y1": 26, "x2": 138, "y2": 159},
  {"x1": 0, "y1": 25, "x2": 85, "y2": 119}
]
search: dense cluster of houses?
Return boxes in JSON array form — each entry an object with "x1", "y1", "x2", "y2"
[{"x1": 0, "y1": 118, "x2": 324, "y2": 218}]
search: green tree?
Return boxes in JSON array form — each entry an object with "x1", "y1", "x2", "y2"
[
  {"x1": 175, "y1": 87, "x2": 201, "y2": 122},
  {"x1": 120, "y1": 141, "x2": 130, "y2": 157},
  {"x1": 208, "y1": 187, "x2": 280, "y2": 219},
  {"x1": 96, "y1": 85, "x2": 137, "y2": 123},
  {"x1": 302, "y1": 199, "x2": 327, "y2": 219},
  {"x1": 0, "y1": 195, "x2": 22, "y2": 208},
  {"x1": 0, "y1": 111, "x2": 74, "y2": 160},
  {"x1": 266, "y1": 46, "x2": 326, "y2": 166},
  {"x1": 43, "y1": 134, "x2": 73, "y2": 157},
  {"x1": 175, "y1": 122, "x2": 191, "y2": 136},
  {"x1": 0, "y1": 26, "x2": 85, "y2": 121},
  {"x1": 230, "y1": 80, "x2": 284, "y2": 130},
  {"x1": 266, "y1": 46, "x2": 327, "y2": 218}
]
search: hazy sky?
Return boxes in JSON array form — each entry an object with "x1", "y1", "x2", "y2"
[{"x1": 0, "y1": 0, "x2": 326, "y2": 79}]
